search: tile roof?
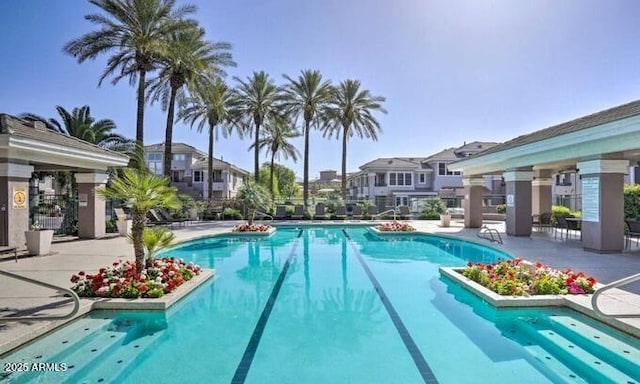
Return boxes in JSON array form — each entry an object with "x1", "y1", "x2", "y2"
[
  {"x1": 467, "y1": 99, "x2": 640, "y2": 158},
  {"x1": 144, "y1": 142, "x2": 207, "y2": 158},
  {"x1": 191, "y1": 156, "x2": 249, "y2": 174}
]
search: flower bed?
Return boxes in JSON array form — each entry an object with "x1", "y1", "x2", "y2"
[
  {"x1": 71, "y1": 258, "x2": 202, "y2": 298},
  {"x1": 232, "y1": 223, "x2": 273, "y2": 233},
  {"x1": 461, "y1": 258, "x2": 596, "y2": 296},
  {"x1": 375, "y1": 221, "x2": 416, "y2": 232}
]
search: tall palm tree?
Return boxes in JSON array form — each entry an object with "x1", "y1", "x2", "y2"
[
  {"x1": 249, "y1": 115, "x2": 301, "y2": 196},
  {"x1": 53, "y1": 105, "x2": 134, "y2": 150},
  {"x1": 63, "y1": 0, "x2": 197, "y2": 146},
  {"x1": 233, "y1": 71, "x2": 281, "y2": 184},
  {"x1": 281, "y1": 70, "x2": 333, "y2": 210},
  {"x1": 179, "y1": 79, "x2": 239, "y2": 199},
  {"x1": 148, "y1": 25, "x2": 235, "y2": 178},
  {"x1": 324, "y1": 79, "x2": 387, "y2": 199},
  {"x1": 96, "y1": 168, "x2": 180, "y2": 274}
]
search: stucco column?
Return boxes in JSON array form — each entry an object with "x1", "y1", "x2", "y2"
[
  {"x1": 577, "y1": 160, "x2": 628, "y2": 253},
  {"x1": 0, "y1": 162, "x2": 34, "y2": 247},
  {"x1": 75, "y1": 172, "x2": 108, "y2": 239},
  {"x1": 462, "y1": 176, "x2": 484, "y2": 228},
  {"x1": 367, "y1": 172, "x2": 375, "y2": 201},
  {"x1": 532, "y1": 170, "x2": 552, "y2": 216},
  {"x1": 504, "y1": 170, "x2": 533, "y2": 236}
]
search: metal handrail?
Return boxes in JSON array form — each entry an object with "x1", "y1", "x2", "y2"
[
  {"x1": 477, "y1": 226, "x2": 503, "y2": 244},
  {"x1": 375, "y1": 209, "x2": 397, "y2": 221},
  {"x1": 0, "y1": 269, "x2": 80, "y2": 322},
  {"x1": 252, "y1": 210, "x2": 274, "y2": 223},
  {"x1": 591, "y1": 273, "x2": 640, "y2": 318}
]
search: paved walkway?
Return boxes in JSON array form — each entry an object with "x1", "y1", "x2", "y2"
[{"x1": 0, "y1": 220, "x2": 638, "y2": 356}]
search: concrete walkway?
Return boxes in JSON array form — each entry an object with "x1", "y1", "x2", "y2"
[{"x1": 0, "y1": 220, "x2": 638, "y2": 356}]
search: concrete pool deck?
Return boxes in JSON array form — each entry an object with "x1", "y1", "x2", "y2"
[{"x1": 0, "y1": 219, "x2": 639, "y2": 356}]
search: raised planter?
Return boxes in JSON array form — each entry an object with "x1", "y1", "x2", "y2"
[
  {"x1": 439, "y1": 267, "x2": 565, "y2": 308},
  {"x1": 116, "y1": 219, "x2": 132, "y2": 237},
  {"x1": 368, "y1": 227, "x2": 416, "y2": 235},
  {"x1": 440, "y1": 213, "x2": 451, "y2": 227},
  {"x1": 231, "y1": 227, "x2": 276, "y2": 236},
  {"x1": 24, "y1": 230, "x2": 54, "y2": 256},
  {"x1": 188, "y1": 208, "x2": 199, "y2": 221}
]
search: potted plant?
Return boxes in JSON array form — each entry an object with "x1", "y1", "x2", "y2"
[
  {"x1": 24, "y1": 221, "x2": 54, "y2": 255},
  {"x1": 440, "y1": 209, "x2": 451, "y2": 227}
]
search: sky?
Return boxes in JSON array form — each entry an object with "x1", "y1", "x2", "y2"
[{"x1": 2, "y1": 0, "x2": 640, "y2": 179}]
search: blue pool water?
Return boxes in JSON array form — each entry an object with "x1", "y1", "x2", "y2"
[{"x1": 2, "y1": 227, "x2": 639, "y2": 383}]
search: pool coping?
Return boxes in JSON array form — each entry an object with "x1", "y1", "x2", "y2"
[
  {"x1": 440, "y1": 267, "x2": 640, "y2": 339},
  {"x1": 0, "y1": 269, "x2": 215, "y2": 357}
]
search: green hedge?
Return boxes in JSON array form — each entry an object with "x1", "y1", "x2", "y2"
[{"x1": 624, "y1": 184, "x2": 640, "y2": 219}]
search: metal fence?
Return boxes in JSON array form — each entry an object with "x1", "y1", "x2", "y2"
[{"x1": 30, "y1": 195, "x2": 78, "y2": 235}]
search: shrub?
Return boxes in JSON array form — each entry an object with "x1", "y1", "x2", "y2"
[
  {"x1": 418, "y1": 212, "x2": 440, "y2": 220},
  {"x1": 105, "y1": 219, "x2": 118, "y2": 233},
  {"x1": 624, "y1": 184, "x2": 640, "y2": 219},
  {"x1": 495, "y1": 204, "x2": 506, "y2": 214},
  {"x1": 422, "y1": 198, "x2": 446, "y2": 215},
  {"x1": 551, "y1": 205, "x2": 581, "y2": 224},
  {"x1": 223, "y1": 207, "x2": 243, "y2": 220}
]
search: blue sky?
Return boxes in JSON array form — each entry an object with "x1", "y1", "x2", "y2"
[{"x1": 2, "y1": 0, "x2": 640, "y2": 178}]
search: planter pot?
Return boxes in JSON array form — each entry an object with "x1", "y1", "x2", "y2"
[
  {"x1": 440, "y1": 214, "x2": 451, "y2": 227},
  {"x1": 188, "y1": 208, "x2": 199, "y2": 220},
  {"x1": 117, "y1": 219, "x2": 132, "y2": 237},
  {"x1": 24, "y1": 230, "x2": 54, "y2": 256}
]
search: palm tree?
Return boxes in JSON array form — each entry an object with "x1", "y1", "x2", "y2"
[
  {"x1": 63, "y1": 0, "x2": 197, "y2": 146},
  {"x1": 233, "y1": 71, "x2": 281, "y2": 184},
  {"x1": 324, "y1": 79, "x2": 387, "y2": 199},
  {"x1": 249, "y1": 115, "x2": 300, "y2": 197},
  {"x1": 236, "y1": 182, "x2": 271, "y2": 225},
  {"x1": 179, "y1": 79, "x2": 239, "y2": 199},
  {"x1": 147, "y1": 25, "x2": 235, "y2": 178},
  {"x1": 53, "y1": 105, "x2": 134, "y2": 150},
  {"x1": 281, "y1": 70, "x2": 333, "y2": 210},
  {"x1": 96, "y1": 168, "x2": 180, "y2": 274}
]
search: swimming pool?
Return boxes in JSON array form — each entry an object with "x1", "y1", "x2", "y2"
[{"x1": 2, "y1": 226, "x2": 639, "y2": 383}]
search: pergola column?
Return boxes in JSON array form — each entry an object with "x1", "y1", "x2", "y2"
[
  {"x1": 75, "y1": 172, "x2": 108, "y2": 239},
  {"x1": 532, "y1": 170, "x2": 552, "y2": 216},
  {"x1": 0, "y1": 162, "x2": 34, "y2": 247},
  {"x1": 504, "y1": 170, "x2": 533, "y2": 236},
  {"x1": 577, "y1": 159, "x2": 628, "y2": 252},
  {"x1": 462, "y1": 176, "x2": 484, "y2": 228}
]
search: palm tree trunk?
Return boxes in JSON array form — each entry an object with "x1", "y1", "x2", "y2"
[
  {"x1": 136, "y1": 69, "x2": 147, "y2": 146},
  {"x1": 163, "y1": 86, "x2": 178, "y2": 179},
  {"x1": 131, "y1": 210, "x2": 146, "y2": 276},
  {"x1": 208, "y1": 122, "x2": 215, "y2": 201},
  {"x1": 254, "y1": 122, "x2": 261, "y2": 183},
  {"x1": 341, "y1": 124, "x2": 348, "y2": 201},
  {"x1": 303, "y1": 120, "x2": 310, "y2": 210},
  {"x1": 270, "y1": 154, "x2": 275, "y2": 198}
]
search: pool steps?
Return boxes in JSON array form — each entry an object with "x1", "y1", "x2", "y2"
[{"x1": 513, "y1": 316, "x2": 639, "y2": 384}]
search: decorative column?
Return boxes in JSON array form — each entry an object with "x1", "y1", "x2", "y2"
[
  {"x1": 0, "y1": 162, "x2": 34, "y2": 247},
  {"x1": 367, "y1": 172, "x2": 376, "y2": 202},
  {"x1": 75, "y1": 172, "x2": 108, "y2": 239},
  {"x1": 532, "y1": 170, "x2": 552, "y2": 216},
  {"x1": 504, "y1": 170, "x2": 533, "y2": 236},
  {"x1": 462, "y1": 176, "x2": 484, "y2": 228},
  {"x1": 577, "y1": 159, "x2": 628, "y2": 252}
]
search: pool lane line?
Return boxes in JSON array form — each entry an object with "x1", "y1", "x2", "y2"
[
  {"x1": 230, "y1": 229, "x2": 303, "y2": 384},
  {"x1": 341, "y1": 229, "x2": 439, "y2": 384}
]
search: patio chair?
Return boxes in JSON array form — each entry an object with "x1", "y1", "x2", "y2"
[
  {"x1": 351, "y1": 205, "x2": 363, "y2": 220},
  {"x1": 334, "y1": 206, "x2": 347, "y2": 220},
  {"x1": 367, "y1": 205, "x2": 379, "y2": 220},
  {"x1": 314, "y1": 203, "x2": 327, "y2": 220},
  {"x1": 274, "y1": 205, "x2": 287, "y2": 220},
  {"x1": 625, "y1": 219, "x2": 640, "y2": 249},
  {"x1": 553, "y1": 216, "x2": 570, "y2": 240},
  {"x1": 291, "y1": 205, "x2": 304, "y2": 220},
  {"x1": 397, "y1": 206, "x2": 411, "y2": 220}
]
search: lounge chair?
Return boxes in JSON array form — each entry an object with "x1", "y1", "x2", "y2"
[
  {"x1": 291, "y1": 205, "x2": 304, "y2": 220},
  {"x1": 351, "y1": 205, "x2": 363, "y2": 220},
  {"x1": 314, "y1": 203, "x2": 327, "y2": 220},
  {"x1": 334, "y1": 206, "x2": 347, "y2": 220},
  {"x1": 367, "y1": 205, "x2": 379, "y2": 220},
  {"x1": 274, "y1": 205, "x2": 287, "y2": 220},
  {"x1": 157, "y1": 207, "x2": 188, "y2": 227},
  {"x1": 113, "y1": 207, "x2": 128, "y2": 221},
  {"x1": 147, "y1": 209, "x2": 175, "y2": 228},
  {"x1": 397, "y1": 205, "x2": 411, "y2": 220}
]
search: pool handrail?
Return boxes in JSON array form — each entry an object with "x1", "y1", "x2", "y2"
[
  {"x1": 375, "y1": 209, "x2": 397, "y2": 221},
  {"x1": 591, "y1": 272, "x2": 640, "y2": 318},
  {"x1": 477, "y1": 226, "x2": 503, "y2": 244},
  {"x1": 252, "y1": 210, "x2": 274, "y2": 223},
  {"x1": 0, "y1": 269, "x2": 80, "y2": 322}
]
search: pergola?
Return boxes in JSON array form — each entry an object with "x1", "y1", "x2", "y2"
[
  {"x1": 448, "y1": 99, "x2": 640, "y2": 253},
  {"x1": 0, "y1": 114, "x2": 130, "y2": 247}
]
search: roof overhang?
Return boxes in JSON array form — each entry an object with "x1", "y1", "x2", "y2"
[
  {"x1": 0, "y1": 135, "x2": 130, "y2": 171},
  {"x1": 448, "y1": 114, "x2": 640, "y2": 176}
]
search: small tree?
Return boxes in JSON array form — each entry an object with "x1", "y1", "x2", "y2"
[
  {"x1": 96, "y1": 168, "x2": 180, "y2": 274},
  {"x1": 136, "y1": 227, "x2": 176, "y2": 259},
  {"x1": 237, "y1": 182, "x2": 271, "y2": 225}
]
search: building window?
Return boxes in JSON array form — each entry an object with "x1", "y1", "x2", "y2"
[
  {"x1": 388, "y1": 172, "x2": 413, "y2": 186},
  {"x1": 438, "y1": 162, "x2": 461, "y2": 176},
  {"x1": 193, "y1": 171, "x2": 203, "y2": 182},
  {"x1": 172, "y1": 154, "x2": 186, "y2": 161},
  {"x1": 375, "y1": 173, "x2": 386, "y2": 186},
  {"x1": 389, "y1": 173, "x2": 396, "y2": 186},
  {"x1": 146, "y1": 153, "x2": 163, "y2": 175},
  {"x1": 419, "y1": 173, "x2": 426, "y2": 184},
  {"x1": 395, "y1": 196, "x2": 408, "y2": 206}
]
